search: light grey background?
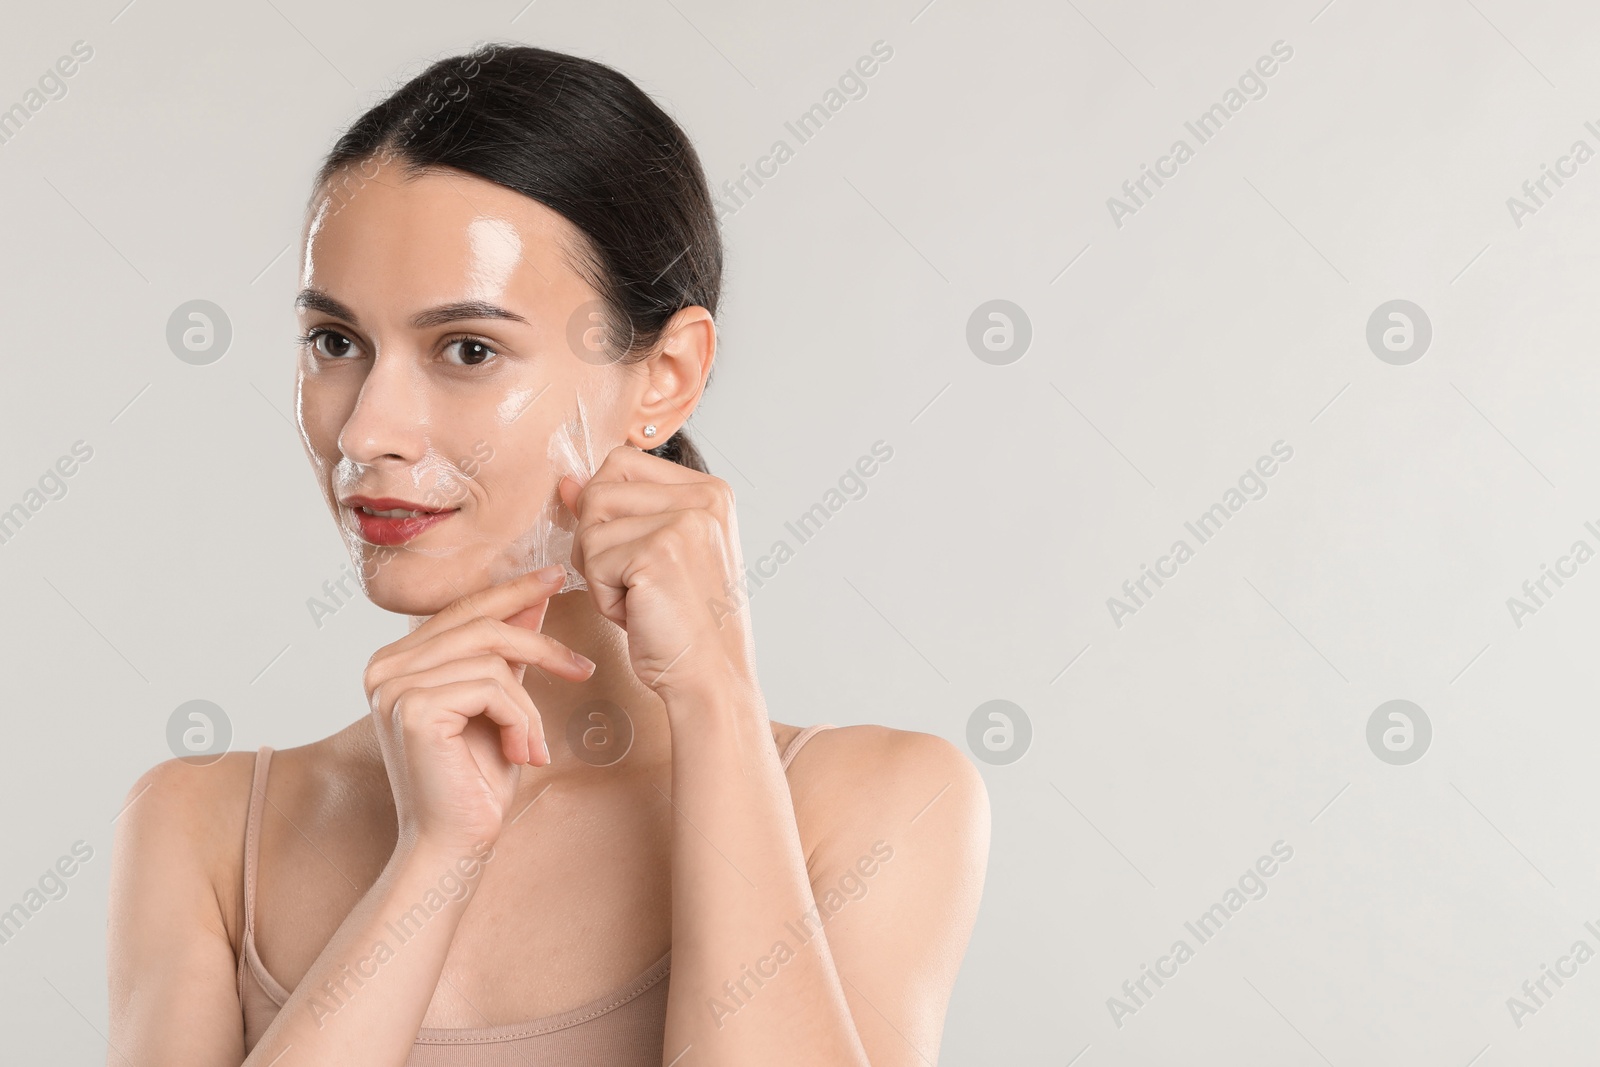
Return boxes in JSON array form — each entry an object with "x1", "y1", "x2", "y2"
[{"x1": 1, "y1": 0, "x2": 1596, "y2": 1063}]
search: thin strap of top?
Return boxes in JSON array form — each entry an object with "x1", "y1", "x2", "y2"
[
  {"x1": 241, "y1": 725, "x2": 837, "y2": 938},
  {"x1": 779, "y1": 722, "x2": 836, "y2": 770},
  {"x1": 241, "y1": 745, "x2": 274, "y2": 945}
]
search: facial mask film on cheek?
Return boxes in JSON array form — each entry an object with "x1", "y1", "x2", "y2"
[
  {"x1": 499, "y1": 390, "x2": 600, "y2": 593},
  {"x1": 327, "y1": 384, "x2": 606, "y2": 597}
]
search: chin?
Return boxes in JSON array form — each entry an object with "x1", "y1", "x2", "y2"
[{"x1": 356, "y1": 559, "x2": 491, "y2": 617}]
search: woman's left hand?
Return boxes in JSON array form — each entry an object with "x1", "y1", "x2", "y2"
[{"x1": 557, "y1": 446, "x2": 759, "y2": 709}]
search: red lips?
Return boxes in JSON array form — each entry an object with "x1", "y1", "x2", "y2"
[{"x1": 342, "y1": 495, "x2": 458, "y2": 546}]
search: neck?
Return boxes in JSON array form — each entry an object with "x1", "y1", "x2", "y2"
[{"x1": 511, "y1": 586, "x2": 671, "y2": 792}]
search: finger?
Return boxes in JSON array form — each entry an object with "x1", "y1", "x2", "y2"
[
  {"x1": 557, "y1": 474, "x2": 583, "y2": 516},
  {"x1": 382, "y1": 654, "x2": 543, "y2": 763},
  {"x1": 569, "y1": 510, "x2": 679, "y2": 584},
  {"x1": 574, "y1": 521, "x2": 684, "y2": 629},
  {"x1": 376, "y1": 615, "x2": 595, "y2": 687},
  {"x1": 576, "y1": 548, "x2": 628, "y2": 627},
  {"x1": 385, "y1": 566, "x2": 567, "y2": 655},
  {"x1": 502, "y1": 596, "x2": 550, "y2": 633},
  {"x1": 582, "y1": 443, "x2": 706, "y2": 498},
  {"x1": 570, "y1": 478, "x2": 727, "y2": 527},
  {"x1": 393, "y1": 677, "x2": 536, "y2": 767},
  {"x1": 567, "y1": 487, "x2": 727, "y2": 580},
  {"x1": 569, "y1": 508, "x2": 675, "y2": 591}
]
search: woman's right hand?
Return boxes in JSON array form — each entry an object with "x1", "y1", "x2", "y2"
[{"x1": 364, "y1": 564, "x2": 597, "y2": 855}]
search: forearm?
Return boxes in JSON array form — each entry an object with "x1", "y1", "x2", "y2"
[
  {"x1": 660, "y1": 689, "x2": 870, "y2": 1066},
  {"x1": 244, "y1": 840, "x2": 489, "y2": 1066}
]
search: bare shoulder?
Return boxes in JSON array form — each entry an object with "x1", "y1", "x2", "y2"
[
  {"x1": 783, "y1": 723, "x2": 991, "y2": 879},
  {"x1": 111, "y1": 750, "x2": 261, "y2": 947},
  {"x1": 108, "y1": 750, "x2": 303, "y2": 1060},
  {"x1": 774, "y1": 725, "x2": 989, "y2": 1062},
  {"x1": 111, "y1": 728, "x2": 375, "y2": 952}
]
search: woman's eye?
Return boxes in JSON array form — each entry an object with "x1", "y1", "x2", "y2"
[
  {"x1": 304, "y1": 329, "x2": 356, "y2": 359},
  {"x1": 444, "y1": 338, "x2": 498, "y2": 367}
]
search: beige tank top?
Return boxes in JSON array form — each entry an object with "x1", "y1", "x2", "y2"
[{"x1": 236, "y1": 723, "x2": 838, "y2": 1064}]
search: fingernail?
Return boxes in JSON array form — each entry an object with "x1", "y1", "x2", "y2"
[
  {"x1": 570, "y1": 650, "x2": 596, "y2": 672},
  {"x1": 534, "y1": 564, "x2": 565, "y2": 583}
]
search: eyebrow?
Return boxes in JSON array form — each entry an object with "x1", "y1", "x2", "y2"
[{"x1": 294, "y1": 288, "x2": 531, "y2": 329}]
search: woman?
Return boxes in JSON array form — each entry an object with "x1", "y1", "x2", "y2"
[{"x1": 106, "y1": 42, "x2": 989, "y2": 1066}]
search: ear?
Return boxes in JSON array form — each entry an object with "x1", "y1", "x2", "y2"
[{"x1": 626, "y1": 306, "x2": 715, "y2": 448}]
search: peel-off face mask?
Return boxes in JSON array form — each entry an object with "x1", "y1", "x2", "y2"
[
  {"x1": 519, "y1": 390, "x2": 599, "y2": 593},
  {"x1": 327, "y1": 387, "x2": 606, "y2": 597}
]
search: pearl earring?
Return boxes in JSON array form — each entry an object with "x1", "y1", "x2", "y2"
[{"x1": 643, "y1": 424, "x2": 658, "y2": 438}]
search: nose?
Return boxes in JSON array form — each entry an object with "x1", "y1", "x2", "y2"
[{"x1": 337, "y1": 347, "x2": 433, "y2": 467}]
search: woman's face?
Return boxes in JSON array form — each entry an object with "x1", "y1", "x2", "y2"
[{"x1": 295, "y1": 157, "x2": 638, "y2": 616}]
